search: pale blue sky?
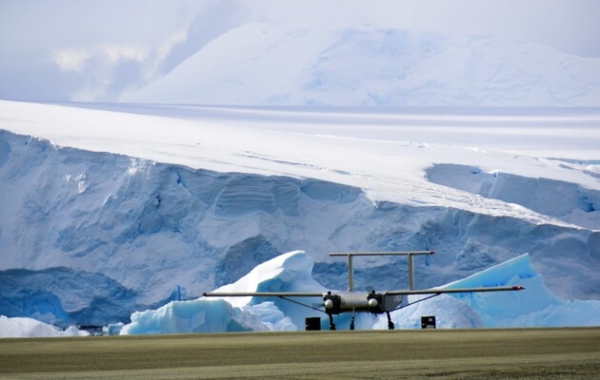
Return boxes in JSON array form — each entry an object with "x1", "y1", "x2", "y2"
[{"x1": 1, "y1": 0, "x2": 599, "y2": 101}]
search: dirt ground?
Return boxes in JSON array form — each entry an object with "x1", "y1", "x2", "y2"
[{"x1": 1, "y1": 327, "x2": 599, "y2": 379}]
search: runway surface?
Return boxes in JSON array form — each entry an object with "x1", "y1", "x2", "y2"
[{"x1": 1, "y1": 328, "x2": 599, "y2": 379}]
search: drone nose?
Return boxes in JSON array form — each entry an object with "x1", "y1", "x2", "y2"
[
  {"x1": 324, "y1": 299, "x2": 334, "y2": 309},
  {"x1": 368, "y1": 298, "x2": 378, "y2": 307}
]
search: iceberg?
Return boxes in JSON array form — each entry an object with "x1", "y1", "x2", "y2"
[
  {"x1": 0, "y1": 315, "x2": 89, "y2": 338},
  {"x1": 118, "y1": 251, "x2": 600, "y2": 334}
]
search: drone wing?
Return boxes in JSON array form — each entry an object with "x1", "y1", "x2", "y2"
[
  {"x1": 385, "y1": 285, "x2": 524, "y2": 296},
  {"x1": 204, "y1": 286, "x2": 524, "y2": 297},
  {"x1": 203, "y1": 291, "x2": 324, "y2": 297}
]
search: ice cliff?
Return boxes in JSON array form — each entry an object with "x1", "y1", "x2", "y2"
[{"x1": 1, "y1": 128, "x2": 598, "y2": 331}]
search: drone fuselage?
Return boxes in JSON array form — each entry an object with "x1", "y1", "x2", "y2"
[{"x1": 323, "y1": 291, "x2": 403, "y2": 315}]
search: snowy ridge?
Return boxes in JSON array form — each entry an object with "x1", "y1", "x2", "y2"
[
  {"x1": 426, "y1": 164, "x2": 600, "y2": 230},
  {"x1": 123, "y1": 23, "x2": 600, "y2": 107}
]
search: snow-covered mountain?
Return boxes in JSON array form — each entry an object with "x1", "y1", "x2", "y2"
[
  {"x1": 1, "y1": 101, "x2": 599, "y2": 334},
  {"x1": 122, "y1": 23, "x2": 600, "y2": 106}
]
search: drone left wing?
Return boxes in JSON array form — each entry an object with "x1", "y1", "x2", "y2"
[{"x1": 203, "y1": 291, "x2": 324, "y2": 297}]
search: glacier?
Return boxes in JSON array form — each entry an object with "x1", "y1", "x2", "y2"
[{"x1": 1, "y1": 102, "x2": 599, "y2": 336}]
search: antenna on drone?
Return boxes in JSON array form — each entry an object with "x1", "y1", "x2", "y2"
[{"x1": 329, "y1": 251, "x2": 435, "y2": 291}]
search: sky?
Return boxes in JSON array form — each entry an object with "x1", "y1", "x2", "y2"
[{"x1": 1, "y1": 0, "x2": 599, "y2": 101}]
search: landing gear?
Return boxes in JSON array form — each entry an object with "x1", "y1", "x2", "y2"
[
  {"x1": 350, "y1": 309, "x2": 355, "y2": 330},
  {"x1": 386, "y1": 312, "x2": 395, "y2": 330},
  {"x1": 328, "y1": 313, "x2": 336, "y2": 330}
]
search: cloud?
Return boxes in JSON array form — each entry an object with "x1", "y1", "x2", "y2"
[
  {"x1": 50, "y1": 40, "x2": 188, "y2": 101},
  {"x1": 52, "y1": 49, "x2": 91, "y2": 73},
  {"x1": 101, "y1": 45, "x2": 147, "y2": 64},
  {"x1": 0, "y1": 0, "x2": 209, "y2": 101}
]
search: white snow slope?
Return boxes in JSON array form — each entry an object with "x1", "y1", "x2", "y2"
[
  {"x1": 1, "y1": 101, "x2": 599, "y2": 335},
  {"x1": 122, "y1": 23, "x2": 600, "y2": 107}
]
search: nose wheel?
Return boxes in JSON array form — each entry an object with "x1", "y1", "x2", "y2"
[
  {"x1": 327, "y1": 310, "x2": 393, "y2": 331},
  {"x1": 386, "y1": 312, "x2": 395, "y2": 330},
  {"x1": 328, "y1": 313, "x2": 336, "y2": 330}
]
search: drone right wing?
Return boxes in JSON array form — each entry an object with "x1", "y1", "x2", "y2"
[{"x1": 385, "y1": 285, "x2": 524, "y2": 296}]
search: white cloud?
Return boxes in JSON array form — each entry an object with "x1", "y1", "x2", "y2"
[
  {"x1": 142, "y1": 29, "x2": 189, "y2": 83},
  {"x1": 100, "y1": 44, "x2": 147, "y2": 64},
  {"x1": 52, "y1": 44, "x2": 147, "y2": 73},
  {"x1": 52, "y1": 49, "x2": 91, "y2": 73}
]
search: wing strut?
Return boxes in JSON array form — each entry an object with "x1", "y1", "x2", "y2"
[
  {"x1": 277, "y1": 295, "x2": 326, "y2": 314},
  {"x1": 330, "y1": 251, "x2": 435, "y2": 290},
  {"x1": 393, "y1": 293, "x2": 440, "y2": 311}
]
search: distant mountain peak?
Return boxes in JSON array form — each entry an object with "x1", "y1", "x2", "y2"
[{"x1": 123, "y1": 23, "x2": 600, "y2": 106}]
